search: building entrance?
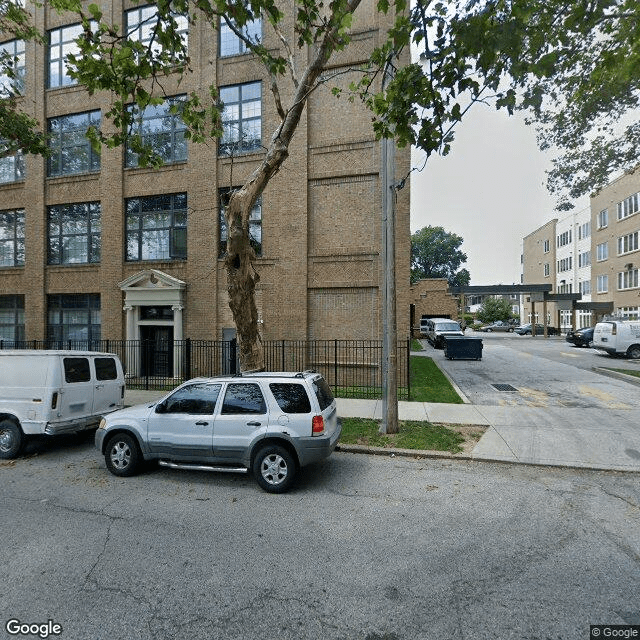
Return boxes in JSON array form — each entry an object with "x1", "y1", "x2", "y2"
[{"x1": 140, "y1": 326, "x2": 174, "y2": 377}]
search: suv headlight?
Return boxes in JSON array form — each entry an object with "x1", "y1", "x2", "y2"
[{"x1": 98, "y1": 418, "x2": 106, "y2": 430}]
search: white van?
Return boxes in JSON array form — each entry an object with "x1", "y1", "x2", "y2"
[
  {"x1": 593, "y1": 321, "x2": 640, "y2": 359},
  {"x1": 0, "y1": 351, "x2": 125, "y2": 459}
]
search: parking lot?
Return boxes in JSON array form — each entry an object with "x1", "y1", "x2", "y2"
[{"x1": 423, "y1": 331, "x2": 640, "y2": 408}]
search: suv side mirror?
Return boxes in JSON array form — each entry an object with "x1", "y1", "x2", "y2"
[{"x1": 155, "y1": 400, "x2": 167, "y2": 414}]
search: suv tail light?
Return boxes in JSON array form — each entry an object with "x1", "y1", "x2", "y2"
[{"x1": 312, "y1": 415, "x2": 324, "y2": 436}]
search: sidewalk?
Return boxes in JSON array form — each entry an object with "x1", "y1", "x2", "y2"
[{"x1": 124, "y1": 390, "x2": 640, "y2": 473}]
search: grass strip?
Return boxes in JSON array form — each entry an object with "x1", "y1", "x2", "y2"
[
  {"x1": 340, "y1": 417, "x2": 466, "y2": 453},
  {"x1": 409, "y1": 356, "x2": 463, "y2": 403},
  {"x1": 606, "y1": 368, "x2": 640, "y2": 379}
]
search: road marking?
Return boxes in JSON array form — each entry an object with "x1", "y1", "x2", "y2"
[{"x1": 560, "y1": 352, "x2": 580, "y2": 358}]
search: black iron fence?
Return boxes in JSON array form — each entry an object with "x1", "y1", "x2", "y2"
[{"x1": 0, "y1": 338, "x2": 412, "y2": 399}]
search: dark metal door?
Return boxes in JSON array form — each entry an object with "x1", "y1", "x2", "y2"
[{"x1": 141, "y1": 326, "x2": 174, "y2": 377}]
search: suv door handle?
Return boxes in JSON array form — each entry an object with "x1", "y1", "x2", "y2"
[
  {"x1": 195, "y1": 421, "x2": 209, "y2": 426},
  {"x1": 247, "y1": 421, "x2": 261, "y2": 426}
]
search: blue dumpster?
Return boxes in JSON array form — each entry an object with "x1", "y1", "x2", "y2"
[{"x1": 443, "y1": 336, "x2": 483, "y2": 360}]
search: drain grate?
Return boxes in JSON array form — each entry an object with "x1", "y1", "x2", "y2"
[{"x1": 492, "y1": 384, "x2": 518, "y2": 392}]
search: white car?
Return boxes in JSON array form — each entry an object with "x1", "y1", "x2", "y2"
[{"x1": 95, "y1": 371, "x2": 341, "y2": 493}]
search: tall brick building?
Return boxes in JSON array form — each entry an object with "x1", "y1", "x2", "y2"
[{"x1": 0, "y1": 1, "x2": 410, "y2": 362}]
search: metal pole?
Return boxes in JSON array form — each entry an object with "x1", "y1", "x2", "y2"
[{"x1": 380, "y1": 61, "x2": 398, "y2": 434}]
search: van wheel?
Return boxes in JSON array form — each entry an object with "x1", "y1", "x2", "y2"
[
  {"x1": 627, "y1": 345, "x2": 640, "y2": 360},
  {"x1": 0, "y1": 419, "x2": 24, "y2": 459},
  {"x1": 104, "y1": 433, "x2": 141, "y2": 477},
  {"x1": 253, "y1": 445, "x2": 296, "y2": 493}
]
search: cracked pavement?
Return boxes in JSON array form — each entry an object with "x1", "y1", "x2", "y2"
[{"x1": 1, "y1": 434, "x2": 639, "y2": 640}]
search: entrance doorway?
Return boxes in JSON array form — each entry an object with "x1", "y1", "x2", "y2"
[{"x1": 140, "y1": 326, "x2": 174, "y2": 377}]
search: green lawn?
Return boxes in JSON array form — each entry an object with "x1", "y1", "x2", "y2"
[
  {"x1": 334, "y1": 355, "x2": 463, "y2": 403},
  {"x1": 409, "y1": 356, "x2": 463, "y2": 403},
  {"x1": 340, "y1": 418, "x2": 468, "y2": 453}
]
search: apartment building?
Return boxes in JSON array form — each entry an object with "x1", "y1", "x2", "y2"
[
  {"x1": 521, "y1": 219, "x2": 557, "y2": 325},
  {"x1": 0, "y1": 1, "x2": 411, "y2": 362},
  {"x1": 591, "y1": 166, "x2": 640, "y2": 320}
]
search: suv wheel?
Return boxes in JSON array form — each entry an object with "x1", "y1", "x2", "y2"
[
  {"x1": 0, "y1": 419, "x2": 24, "y2": 459},
  {"x1": 253, "y1": 445, "x2": 296, "y2": 493},
  {"x1": 105, "y1": 433, "x2": 141, "y2": 477}
]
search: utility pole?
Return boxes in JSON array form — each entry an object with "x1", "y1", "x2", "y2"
[{"x1": 380, "y1": 61, "x2": 398, "y2": 435}]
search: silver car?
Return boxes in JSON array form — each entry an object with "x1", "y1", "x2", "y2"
[{"x1": 95, "y1": 371, "x2": 341, "y2": 493}]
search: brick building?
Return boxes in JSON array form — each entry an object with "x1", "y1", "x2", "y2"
[
  {"x1": 409, "y1": 279, "x2": 459, "y2": 332},
  {"x1": 0, "y1": 1, "x2": 411, "y2": 361}
]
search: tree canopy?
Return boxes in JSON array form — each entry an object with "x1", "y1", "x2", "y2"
[
  {"x1": 411, "y1": 225, "x2": 470, "y2": 286},
  {"x1": 476, "y1": 296, "x2": 516, "y2": 324},
  {"x1": 2, "y1": 0, "x2": 640, "y2": 372}
]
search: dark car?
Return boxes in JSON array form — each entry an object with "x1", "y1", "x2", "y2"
[
  {"x1": 565, "y1": 326, "x2": 594, "y2": 347},
  {"x1": 515, "y1": 323, "x2": 559, "y2": 336}
]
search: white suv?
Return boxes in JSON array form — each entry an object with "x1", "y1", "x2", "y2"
[{"x1": 95, "y1": 371, "x2": 341, "y2": 493}]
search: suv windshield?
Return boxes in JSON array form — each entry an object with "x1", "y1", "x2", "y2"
[
  {"x1": 437, "y1": 322, "x2": 461, "y2": 332},
  {"x1": 312, "y1": 376, "x2": 334, "y2": 411}
]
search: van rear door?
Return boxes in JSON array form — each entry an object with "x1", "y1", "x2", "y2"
[
  {"x1": 58, "y1": 356, "x2": 94, "y2": 421},
  {"x1": 92, "y1": 356, "x2": 124, "y2": 415}
]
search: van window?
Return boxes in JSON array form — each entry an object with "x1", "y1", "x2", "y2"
[
  {"x1": 64, "y1": 357, "x2": 91, "y2": 383},
  {"x1": 95, "y1": 357, "x2": 118, "y2": 380}
]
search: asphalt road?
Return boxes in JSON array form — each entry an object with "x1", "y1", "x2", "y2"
[
  {"x1": 1, "y1": 435, "x2": 639, "y2": 640},
  {"x1": 429, "y1": 332, "x2": 640, "y2": 407}
]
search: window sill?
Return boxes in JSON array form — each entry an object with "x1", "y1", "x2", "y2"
[
  {"x1": 46, "y1": 172, "x2": 100, "y2": 184},
  {"x1": 124, "y1": 161, "x2": 188, "y2": 175}
]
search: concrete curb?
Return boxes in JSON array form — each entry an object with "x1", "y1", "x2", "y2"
[
  {"x1": 592, "y1": 366, "x2": 640, "y2": 387},
  {"x1": 336, "y1": 442, "x2": 472, "y2": 460},
  {"x1": 336, "y1": 443, "x2": 640, "y2": 474}
]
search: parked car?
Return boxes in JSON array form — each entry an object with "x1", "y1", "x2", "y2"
[
  {"x1": 515, "y1": 324, "x2": 559, "y2": 336},
  {"x1": 565, "y1": 327, "x2": 594, "y2": 347},
  {"x1": 0, "y1": 350, "x2": 125, "y2": 459},
  {"x1": 95, "y1": 371, "x2": 341, "y2": 493},
  {"x1": 476, "y1": 321, "x2": 515, "y2": 333},
  {"x1": 593, "y1": 320, "x2": 640, "y2": 359},
  {"x1": 423, "y1": 318, "x2": 464, "y2": 348}
]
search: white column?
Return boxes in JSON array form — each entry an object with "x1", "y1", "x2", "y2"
[
  {"x1": 123, "y1": 305, "x2": 138, "y2": 377},
  {"x1": 172, "y1": 305, "x2": 184, "y2": 378}
]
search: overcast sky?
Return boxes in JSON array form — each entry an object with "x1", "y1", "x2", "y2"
[{"x1": 409, "y1": 105, "x2": 590, "y2": 285}]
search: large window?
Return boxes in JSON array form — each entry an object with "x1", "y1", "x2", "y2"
[
  {"x1": 557, "y1": 256, "x2": 572, "y2": 272},
  {"x1": 48, "y1": 202, "x2": 101, "y2": 265},
  {"x1": 578, "y1": 221, "x2": 590, "y2": 240},
  {"x1": 617, "y1": 231, "x2": 639, "y2": 256},
  {"x1": 125, "y1": 5, "x2": 188, "y2": 57},
  {"x1": 47, "y1": 293, "x2": 101, "y2": 344},
  {"x1": 126, "y1": 193, "x2": 187, "y2": 261},
  {"x1": 578, "y1": 251, "x2": 591, "y2": 268},
  {"x1": 618, "y1": 269, "x2": 639, "y2": 291},
  {"x1": 596, "y1": 274, "x2": 608, "y2": 294},
  {"x1": 0, "y1": 39, "x2": 25, "y2": 94},
  {"x1": 557, "y1": 230, "x2": 572, "y2": 248},
  {"x1": 597, "y1": 209, "x2": 608, "y2": 229},
  {"x1": 48, "y1": 24, "x2": 84, "y2": 88},
  {"x1": 0, "y1": 145, "x2": 24, "y2": 184},
  {"x1": 596, "y1": 242, "x2": 608, "y2": 262},
  {"x1": 126, "y1": 97, "x2": 187, "y2": 167},
  {"x1": 0, "y1": 208, "x2": 25, "y2": 267},
  {"x1": 0, "y1": 294, "x2": 25, "y2": 344},
  {"x1": 47, "y1": 111, "x2": 101, "y2": 177},
  {"x1": 219, "y1": 82, "x2": 261, "y2": 156},
  {"x1": 218, "y1": 189, "x2": 262, "y2": 257},
  {"x1": 617, "y1": 193, "x2": 640, "y2": 221},
  {"x1": 219, "y1": 18, "x2": 261, "y2": 56}
]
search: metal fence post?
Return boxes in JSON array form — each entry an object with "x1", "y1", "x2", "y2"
[
  {"x1": 406, "y1": 338, "x2": 411, "y2": 401},
  {"x1": 185, "y1": 338, "x2": 191, "y2": 381},
  {"x1": 334, "y1": 339, "x2": 338, "y2": 390}
]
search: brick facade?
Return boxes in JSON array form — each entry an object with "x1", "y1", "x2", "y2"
[
  {"x1": 0, "y1": 0, "x2": 410, "y2": 346},
  {"x1": 410, "y1": 279, "x2": 459, "y2": 330}
]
